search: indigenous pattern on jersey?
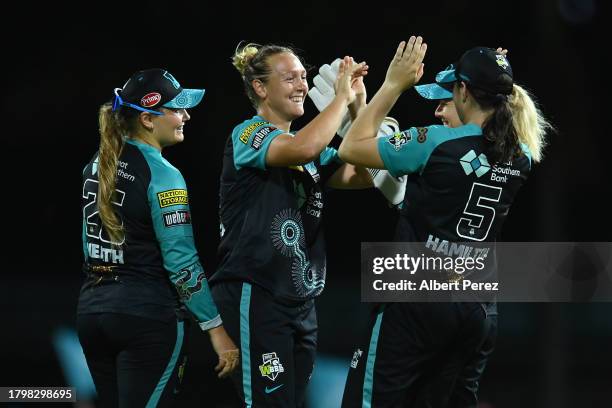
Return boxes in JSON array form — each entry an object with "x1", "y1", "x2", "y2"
[
  {"x1": 211, "y1": 115, "x2": 342, "y2": 301},
  {"x1": 378, "y1": 124, "x2": 531, "y2": 245},
  {"x1": 79, "y1": 139, "x2": 220, "y2": 329}
]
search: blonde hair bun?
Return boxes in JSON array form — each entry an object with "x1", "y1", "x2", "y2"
[{"x1": 233, "y1": 43, "x2": 260, "y2": 75}]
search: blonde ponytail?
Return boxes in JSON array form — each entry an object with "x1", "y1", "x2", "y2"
[
  {"x1": 97, "y1": 103, "x2": 126, "y2": 245},
  {"x1": 509, "y1": 84, "x2": 552, "y2": 163}
]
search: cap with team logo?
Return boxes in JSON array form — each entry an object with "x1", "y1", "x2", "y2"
[
  {"x1": 415, "y1": 64, "x2": 456, "y2": 100},
  {"x1": 113, "y1": 68, "x2": 205, "y2": 115},
  {"x1": 415, "y1": 47, "x2": 513, "y2": 100},
  {"x1": 453, "y1": 47, "x2": 513, "y2": 95}
]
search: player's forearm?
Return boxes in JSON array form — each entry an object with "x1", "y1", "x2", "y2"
[
  {"x1": 348, "y1": 95, "x2": 366, "y2": 120},
  {"x1": 338, "y1": 85, "x2": 398, "y2": 167},
  {"x1": 292, "y1": 95, "x2": 349, "y2": 159},
  {"x1": 344, "y1": 84, "x2": 401, "y2": 144}
]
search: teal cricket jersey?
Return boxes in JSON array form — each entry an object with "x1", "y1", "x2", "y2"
[
  {"x1": 79, "y1": 139, "x2": 220, "y2": 329},
  {"x1": 378, "y1": 124, "x2": 532, "y2": 243},
  {"x1": 211, "y1": 115, "x2": 342, "y2": 301}
]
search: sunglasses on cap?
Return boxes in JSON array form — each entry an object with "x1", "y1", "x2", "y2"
[{"x1": 112, "y1": 88, "x2": 164, "y2": 116}]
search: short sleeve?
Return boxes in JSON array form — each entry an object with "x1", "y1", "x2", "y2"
[
  {"x1": 232, "y1": 118, "x2": 286, "y2": 170},
  {"x1": 377, "y1": 125, "x2": 452, "y2": 177},
  {"x1": 319, "y1": 146, "x2": 342, "y2": 167}
]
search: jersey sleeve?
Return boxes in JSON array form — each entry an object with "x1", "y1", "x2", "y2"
[
  {"x1": 232, "y1": 119, "x2": 286, "y2": 170},
  {"x1": 377, "y1": 125, "x2": 445, "y2": 177},
  {"x1": 319, "y1": 146, "x2": 343, "y2": 166},
  {"x1": 147, "y1": 163, "x2": 221, "y2": 331},
  {"x1": 317, "y1": 146, "x2": 344, "y2": 185}
]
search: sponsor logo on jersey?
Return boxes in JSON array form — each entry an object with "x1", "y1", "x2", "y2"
[
  {"x1": 117, "y1": 160, "x2": 135, "y2": 182},
  {"x1": 251, "y1": 126, "x2": 276, "y2": 150},
  {"x1": 163, "y1": 210, "x2": 191, "y2": 227},
  {"x1": 490, "y1": 164, "x2": 521, "y2": 183},
  {"x1": 306, "y1": 188, "x2": 323, "y2": 218},
  {"x1": 293, "y1": 180, "x2": 323, "y2": 218},
  {"x1": 157, "y1": 189, "x2": 189, "y2": 208},
  {"x1": 239, "y1": 121, "x2": 267, "y2": 144},
  {"x1": 388, "y1": 131, "x2": 411, "y2": 151},
  {"x1": 460, "y1": 150, "x2": 491, "y2": 177},
  {"x1": 350, "y1": 348, "x2": 363, "y2": 369},
  {"x1": 141, "y1": 92, "x2": 162, "y2": 107},
  {"x1": 416, "y1": 127, "x2": 428, "y2": 143},
  {"x1": 259, "y1": 352, "x2": 284, "y2": 381}
]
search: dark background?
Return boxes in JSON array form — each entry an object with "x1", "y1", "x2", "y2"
[{"x1": 2, "y1": 0, "x2": 611, "y2": 406}]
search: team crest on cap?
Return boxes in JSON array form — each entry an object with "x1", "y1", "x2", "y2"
[
  {"x1": 164, "y1": 71, "x2": 181, "y2": 89},
  {"x1": 141, "y1": 92, "x2": 162, "y2": 107},
  {"x1": 495, "y1": 55, "x2": 509, "y2": 70}
]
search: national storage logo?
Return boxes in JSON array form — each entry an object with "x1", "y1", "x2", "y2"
[
  {"x1": 157, "y1": 189, "x2": 189, "y2": 208},
  {"x1": 239, "y1": 121, "x2": 266, "y2": 144}
]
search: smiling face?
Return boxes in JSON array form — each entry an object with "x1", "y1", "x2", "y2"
[
  {"x1": 435, "y1": 99, "x2": 462, "y2": 128},
  {"x1": 147, "y1": 107, "x2": 191, "y2": 148},
  {"x1": 257, "y1": 52, "x2": 308, "y2": 121}
]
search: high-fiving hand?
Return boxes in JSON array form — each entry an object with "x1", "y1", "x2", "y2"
[
  {"x1": 335, "y1": 56, "x2": 368, "y2": 105},
  {"x1": 384, "y1": 36, "x2": 428, "y2": 93}
]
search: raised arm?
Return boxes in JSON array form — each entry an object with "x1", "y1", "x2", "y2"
[
  {"x1": 266, "y1": 57, "x2": 368, "y2": 166},
  {"x1": 339, "y1": 36, "x2": 427, "y2": 168}
]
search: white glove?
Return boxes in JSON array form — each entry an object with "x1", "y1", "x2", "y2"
[
  {"x1": 368, "y1": 118, "x2": 407, "y2": 206},
  {"x1": 308, "y1": 60, "x2": 407, "y2": 207},
  {"x1": 308, "y1": 59, "x2": 352, "y2": 136}
]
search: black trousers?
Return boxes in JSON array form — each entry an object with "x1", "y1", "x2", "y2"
[
  {"x1": 76, "y1": 313, "x2": 188, "y2": 408},
  {"x1": 342, "y1": 302, "x2": 496, "y2": 408},
  {"x1": 212, "y1": 282, "x2": 317, "y2": 407}
]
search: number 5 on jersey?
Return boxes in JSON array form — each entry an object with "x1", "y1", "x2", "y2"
[{"x1": 456, "y1": 182, "x2": 502, "y2": 241}]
